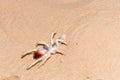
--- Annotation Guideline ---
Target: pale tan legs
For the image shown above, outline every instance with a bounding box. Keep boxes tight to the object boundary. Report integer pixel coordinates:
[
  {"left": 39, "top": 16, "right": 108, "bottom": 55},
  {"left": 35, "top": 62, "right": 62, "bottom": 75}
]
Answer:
[
  {"left": 26, "top": 57, "right": 44, "bottom": 70},
  {"left": 26, "top": 54, "right": 51, "bottom": 70},
  {"left": 39, "top": 55, "right": 50, "bottom": 66},
  {"left": 21, "top": 49, "right": 37, "bottom": 58},
  {"left": 51, "top": 32, "right": 56, "bottom": 44},
  {"left": 21, "top": 41, "right": 50, "bottom": 70},
  {"left": 56, "top": 50, "right": 64, "bottom": 55},
  {"left": 25, "top": 49, "right": 63, "bottom": 70},
  {"left": 36, "top": 41, "right": 49, "bottom": 48},
  {"left": 57, "top": 39, "right": 67, "bottom": 46},
  {"left": 22, "top": 42, "right": 49, "bottom": 59}
]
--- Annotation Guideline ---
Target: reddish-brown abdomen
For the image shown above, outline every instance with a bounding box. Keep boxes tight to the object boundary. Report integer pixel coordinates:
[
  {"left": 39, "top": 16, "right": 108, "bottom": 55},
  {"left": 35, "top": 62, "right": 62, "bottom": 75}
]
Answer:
[{"left": 34, "top": 51, "right": 44, "bottom": 59}]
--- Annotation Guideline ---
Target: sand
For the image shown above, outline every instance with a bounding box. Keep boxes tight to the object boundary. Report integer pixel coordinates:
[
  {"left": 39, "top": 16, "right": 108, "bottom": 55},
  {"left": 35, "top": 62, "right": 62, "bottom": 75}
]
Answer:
[
  {"left": 0, "top": 75, "right": 20, "bottom": 80},
  {"left": 0, "top": 0, "right": 120, "bottom": 80}
]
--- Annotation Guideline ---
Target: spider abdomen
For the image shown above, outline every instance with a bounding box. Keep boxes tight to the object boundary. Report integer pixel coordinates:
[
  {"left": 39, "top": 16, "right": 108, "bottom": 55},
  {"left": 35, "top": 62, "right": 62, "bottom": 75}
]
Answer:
[{"left": 34, "top": 51, "right": 44, "bottom": 59}]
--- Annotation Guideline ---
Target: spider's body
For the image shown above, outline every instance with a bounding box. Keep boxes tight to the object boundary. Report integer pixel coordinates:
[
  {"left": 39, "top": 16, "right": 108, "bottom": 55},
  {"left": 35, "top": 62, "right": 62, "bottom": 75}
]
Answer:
[
  {"left": 21, "top": 33, "right": 67, "bottom": 70},
  {"left": 34, "top": 51, "right": 44, "bottom": 59}
]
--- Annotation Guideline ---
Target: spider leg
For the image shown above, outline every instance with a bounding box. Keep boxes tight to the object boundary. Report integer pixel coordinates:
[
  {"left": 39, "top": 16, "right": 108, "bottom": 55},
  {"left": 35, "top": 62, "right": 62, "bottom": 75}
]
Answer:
[
  {"left": 26, "top": 56, "right": 45, "bottom": 70},
  {"left": 36, "top": 41, "right": 49, "bottom": 47},
  {"left": 27, "top": 55, "right": 48, "bottom": 70},
  {"left": 56, "top": 50, "right": 64, "bottom": 55},
  {"left": 40, "top": 55, "right": 51, "bottom": 66},
  {"left": 57, "top": 39, "right": 67, "bottom": 46},
  {"left": 51, "top": 32, "right": 56, "bottom": 44},
  {"left": 21, "top": 49, "right": 37, "bottom": 58}
]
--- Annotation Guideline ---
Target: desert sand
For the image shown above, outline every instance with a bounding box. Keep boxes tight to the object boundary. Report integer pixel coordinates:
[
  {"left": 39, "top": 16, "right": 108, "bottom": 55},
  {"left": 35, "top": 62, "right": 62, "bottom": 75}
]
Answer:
[{"left": 0, "top": 0, "right": 120, "bottom": 80}]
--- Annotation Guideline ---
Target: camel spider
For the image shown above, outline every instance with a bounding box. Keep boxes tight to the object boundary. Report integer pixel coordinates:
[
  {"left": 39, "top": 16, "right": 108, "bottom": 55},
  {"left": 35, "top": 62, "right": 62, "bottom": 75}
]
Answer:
[{"left": 21, "top": 32, "right": 67, "bottom": 70}]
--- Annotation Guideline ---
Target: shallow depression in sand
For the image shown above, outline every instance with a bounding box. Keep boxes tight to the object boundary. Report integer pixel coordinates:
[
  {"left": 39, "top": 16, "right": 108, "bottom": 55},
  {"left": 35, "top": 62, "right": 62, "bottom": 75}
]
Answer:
[{"left": 40, "top": 0, "right": 94, "bottom": 9}]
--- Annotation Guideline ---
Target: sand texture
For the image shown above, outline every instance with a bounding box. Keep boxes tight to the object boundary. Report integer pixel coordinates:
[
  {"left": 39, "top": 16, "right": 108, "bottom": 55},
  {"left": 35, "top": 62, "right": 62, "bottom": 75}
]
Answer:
[{"left": 0, "top": 0, "right": 120, "bottom": 80}]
